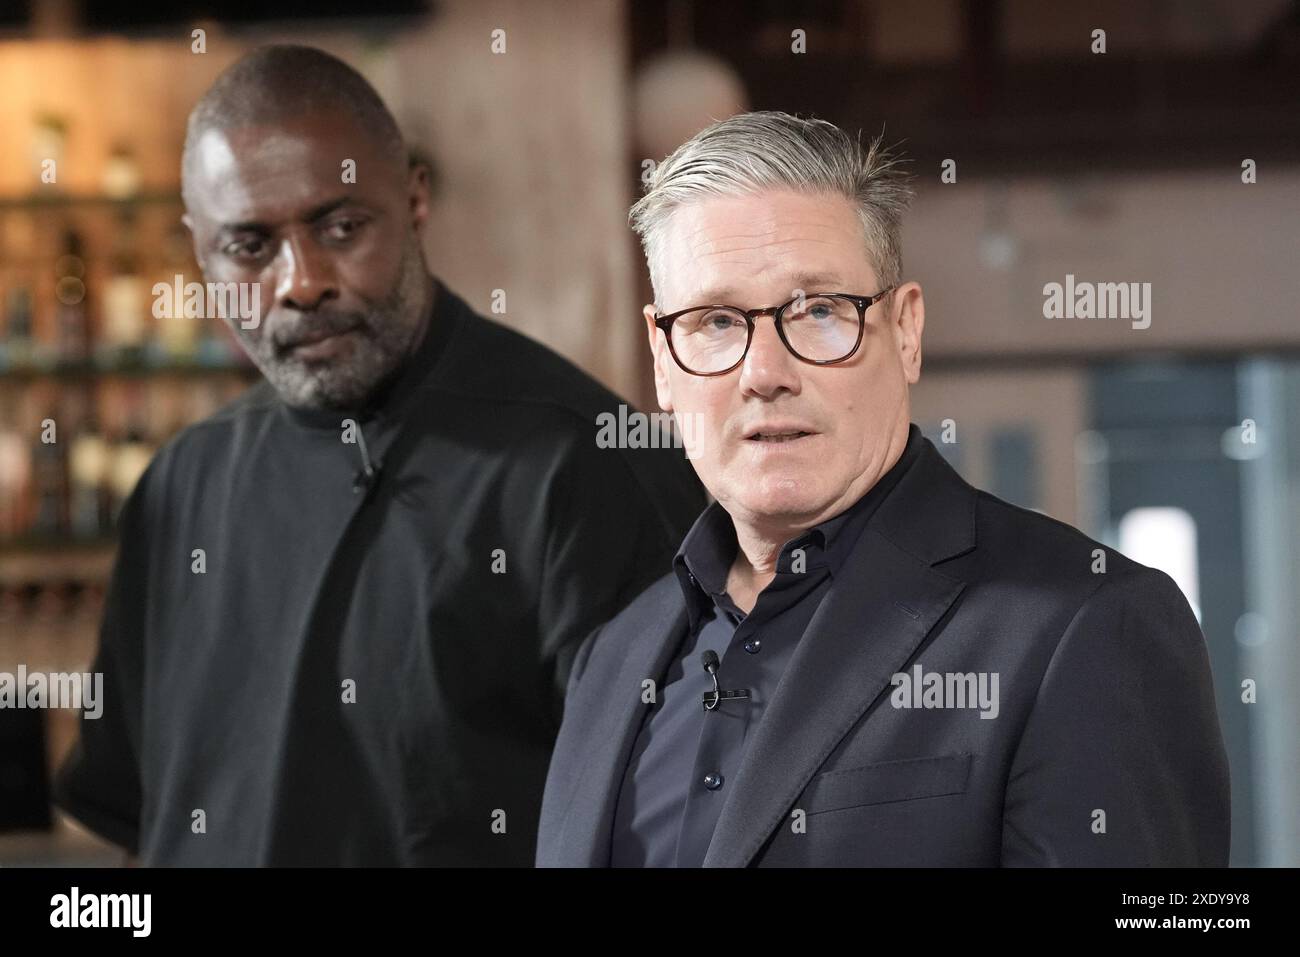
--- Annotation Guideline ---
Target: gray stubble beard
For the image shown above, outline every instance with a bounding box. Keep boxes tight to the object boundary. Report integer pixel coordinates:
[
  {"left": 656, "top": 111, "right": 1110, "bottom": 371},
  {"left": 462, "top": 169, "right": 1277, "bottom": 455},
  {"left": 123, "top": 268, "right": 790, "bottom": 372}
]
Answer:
[{"left": 228, "top": 237, "right": 431, "bottom": 410}]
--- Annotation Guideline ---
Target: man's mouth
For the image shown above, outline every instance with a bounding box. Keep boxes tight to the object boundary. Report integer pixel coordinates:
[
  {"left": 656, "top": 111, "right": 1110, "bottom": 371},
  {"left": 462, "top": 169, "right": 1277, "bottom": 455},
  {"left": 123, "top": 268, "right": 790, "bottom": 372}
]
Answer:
[
  {"left": 745, "top": 428, "right": 816, "bottom": 443},
  {"left": 278, "top": 325, "right": 362, "bottom": 359}
]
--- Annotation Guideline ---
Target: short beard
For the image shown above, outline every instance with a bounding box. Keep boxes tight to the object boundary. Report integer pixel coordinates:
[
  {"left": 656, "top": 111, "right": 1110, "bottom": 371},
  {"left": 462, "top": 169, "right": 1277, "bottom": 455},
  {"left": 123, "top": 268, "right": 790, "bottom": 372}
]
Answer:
[{"left": 231, "top": 239, "right": 430, "bottom": 411}]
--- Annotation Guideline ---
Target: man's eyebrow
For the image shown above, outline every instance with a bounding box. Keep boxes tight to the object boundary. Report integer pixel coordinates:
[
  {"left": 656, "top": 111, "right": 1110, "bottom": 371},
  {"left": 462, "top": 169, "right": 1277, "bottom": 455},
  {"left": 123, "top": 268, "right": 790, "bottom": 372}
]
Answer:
[
  {"left": 217, "top": 220, "right": 271, "bottom": 237},
  {"left": 786, "top": 272, "right": 847, "bottom": 292},
  {"left": 215, "top": 197, "right": 367, "bottom": 238},
  {"left": 300, "top": 196, "right": 362, "bottom": 223},
  {"left": 693, "top": 273, "right": 847, "bottom": 304}
]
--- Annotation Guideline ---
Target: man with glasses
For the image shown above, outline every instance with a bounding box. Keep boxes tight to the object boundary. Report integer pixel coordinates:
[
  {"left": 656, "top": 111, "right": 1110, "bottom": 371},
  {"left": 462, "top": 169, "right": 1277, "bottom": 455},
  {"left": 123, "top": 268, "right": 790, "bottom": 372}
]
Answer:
[{"left": 537, "top": 111, "right": 1230, "bottom": 867}]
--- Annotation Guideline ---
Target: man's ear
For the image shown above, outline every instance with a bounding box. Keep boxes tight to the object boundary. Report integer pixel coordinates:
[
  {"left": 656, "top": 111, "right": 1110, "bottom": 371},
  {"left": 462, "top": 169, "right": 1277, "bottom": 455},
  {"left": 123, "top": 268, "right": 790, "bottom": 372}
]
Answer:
[
  {"left": 407, "top": 161, "right": 432, "bottom": 232},
  {"left": 644, "top": 304, "right": 674, "bottom": 413},
  {"left": 892, "top": 281, "right": 925, "bottom": 385}
]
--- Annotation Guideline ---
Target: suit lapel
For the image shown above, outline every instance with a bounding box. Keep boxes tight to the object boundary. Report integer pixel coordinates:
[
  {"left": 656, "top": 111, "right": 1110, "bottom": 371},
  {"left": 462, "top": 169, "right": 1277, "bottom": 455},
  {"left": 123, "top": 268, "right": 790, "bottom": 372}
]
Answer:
[
  {"left": 556, "top": 598, "right": 689, "bottom": 865},
  {"left": 702, "top": 440, "right": 977, "bottom": 867}
]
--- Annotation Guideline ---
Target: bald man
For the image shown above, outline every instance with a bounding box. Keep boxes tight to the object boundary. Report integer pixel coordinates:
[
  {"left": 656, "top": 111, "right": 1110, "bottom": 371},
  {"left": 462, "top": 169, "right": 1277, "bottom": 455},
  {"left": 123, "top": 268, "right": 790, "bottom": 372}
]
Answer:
[{"left": 54, "top": 45, "right": 704, "bottom": 866}]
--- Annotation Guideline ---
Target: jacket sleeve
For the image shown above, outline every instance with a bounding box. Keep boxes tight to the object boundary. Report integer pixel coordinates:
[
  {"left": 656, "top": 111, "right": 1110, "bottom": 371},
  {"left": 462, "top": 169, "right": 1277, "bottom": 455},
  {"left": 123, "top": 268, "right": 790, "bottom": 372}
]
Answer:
[
  {"left": 51, "top": 471, "right": 155, "bottom": 855},
  {"left": 557, "top": 623, "right": 603, "bottom": 703},
  {"left": 537, "top": 430, "right": 701, "bottom": 728},
  {"left": 1001, "top": 567, "right": 1231, "bottom": 866}
]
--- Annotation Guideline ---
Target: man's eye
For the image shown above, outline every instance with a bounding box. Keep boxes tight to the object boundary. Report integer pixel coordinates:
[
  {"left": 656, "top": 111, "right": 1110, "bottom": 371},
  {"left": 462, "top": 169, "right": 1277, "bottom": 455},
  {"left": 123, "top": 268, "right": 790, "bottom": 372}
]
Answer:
[
  {"left": 223, "top": 238, "right": 268, "bottom": 261},
  {"left": 323, "top": 218, "right": 365, "bottom": 241}
]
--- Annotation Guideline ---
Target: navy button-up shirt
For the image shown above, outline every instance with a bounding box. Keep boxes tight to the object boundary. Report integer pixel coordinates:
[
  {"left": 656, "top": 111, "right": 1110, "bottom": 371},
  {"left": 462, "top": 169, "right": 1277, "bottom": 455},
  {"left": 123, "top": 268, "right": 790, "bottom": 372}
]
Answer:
[{"left": 609, "top": 425, "right": 923, "bottom": 866}]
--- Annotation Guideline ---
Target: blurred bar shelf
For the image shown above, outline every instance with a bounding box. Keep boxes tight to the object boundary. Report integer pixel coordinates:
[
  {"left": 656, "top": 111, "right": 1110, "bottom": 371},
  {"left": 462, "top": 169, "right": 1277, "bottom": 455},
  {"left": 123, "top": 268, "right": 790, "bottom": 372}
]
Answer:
[
  {"left": 0, "top": 191, "right": 181, "bottom": 210},
  {"left": 0, "top": 541, "right": 117, "bottom": 586},
  {"left": 0, "top": 360, "right": 254, "bottom": 381}
]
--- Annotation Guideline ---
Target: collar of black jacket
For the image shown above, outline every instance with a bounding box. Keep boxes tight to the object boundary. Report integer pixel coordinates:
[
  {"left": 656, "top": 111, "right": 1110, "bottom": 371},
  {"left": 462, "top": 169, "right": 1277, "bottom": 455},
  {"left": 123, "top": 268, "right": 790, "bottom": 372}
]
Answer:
[{"left": 870, "top": 430, "right": 978, "bottom": 568}]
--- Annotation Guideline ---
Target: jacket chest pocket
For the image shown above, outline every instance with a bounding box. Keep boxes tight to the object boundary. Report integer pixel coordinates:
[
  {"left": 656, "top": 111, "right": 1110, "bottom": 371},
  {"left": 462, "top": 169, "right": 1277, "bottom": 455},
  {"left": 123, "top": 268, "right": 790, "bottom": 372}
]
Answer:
[{"left": 796, "top": 753, "right": 972, "bottom": 815}]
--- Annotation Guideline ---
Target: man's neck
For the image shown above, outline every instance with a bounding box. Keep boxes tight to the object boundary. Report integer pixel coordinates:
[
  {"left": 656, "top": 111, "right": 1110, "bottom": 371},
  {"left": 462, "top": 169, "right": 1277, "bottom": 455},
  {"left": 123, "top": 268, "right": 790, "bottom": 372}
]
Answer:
[
  {"left": 722, "top": 422, "right": 911, "bottom": 613},
  {"left": 725, "top": 533, "right": 784, "bottom": 614},
  {"left": 349, "top": 276, "right": 438, "bottom": 416}
]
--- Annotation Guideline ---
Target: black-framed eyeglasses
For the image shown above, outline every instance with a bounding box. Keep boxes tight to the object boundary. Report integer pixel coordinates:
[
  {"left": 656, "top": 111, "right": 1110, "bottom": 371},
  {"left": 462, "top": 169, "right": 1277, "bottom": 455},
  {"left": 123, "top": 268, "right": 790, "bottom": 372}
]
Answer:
[{"left": 653, "top": 288, "right": 895, "bottom": 376}]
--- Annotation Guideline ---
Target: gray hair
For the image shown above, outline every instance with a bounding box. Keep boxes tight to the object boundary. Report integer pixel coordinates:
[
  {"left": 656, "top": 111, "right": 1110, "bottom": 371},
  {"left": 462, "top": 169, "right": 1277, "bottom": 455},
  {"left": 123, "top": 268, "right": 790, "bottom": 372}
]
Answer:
[{"left": 630, "top": 111, "right": 914, "bottom": 303}]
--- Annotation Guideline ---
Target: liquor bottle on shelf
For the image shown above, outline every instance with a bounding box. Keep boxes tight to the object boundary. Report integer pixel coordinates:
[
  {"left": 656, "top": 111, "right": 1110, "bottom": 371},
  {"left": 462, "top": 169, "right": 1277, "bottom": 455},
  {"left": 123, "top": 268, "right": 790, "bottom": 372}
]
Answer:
[
  {"left": 157, "top": 222, "right": 199, "bottom": 363},
  {"left": 3, "top": 284, "right": 35, "bottom": 371},
  {"left": 101, "top": 144, "right": 142, "bottom": 200},
  {"left": 0, "top": 210, "right": 38, "bottom": 370},
  {"left": 100, "top": 262, "right": 148, "bottom": 368},
  {"left": 99, "top": 211, "right": 149, "bottom": 368},
  {"left": 67, "top": 396, "right": 111, "bottom": 541},
  {"left": 30, "top": 114, "right": 68, "bottom": 193},
  {"left": 106, "top": 387, "right": 154, "bottom": 523},
  {"left": 54, "top": 226, "right": 90, "bottom": 366},
  {"left": 0, "top": 401, "right": 33, "bottom": 541},
  {"left": 30, "top": 404, "right": 69, "bottom": 541}
]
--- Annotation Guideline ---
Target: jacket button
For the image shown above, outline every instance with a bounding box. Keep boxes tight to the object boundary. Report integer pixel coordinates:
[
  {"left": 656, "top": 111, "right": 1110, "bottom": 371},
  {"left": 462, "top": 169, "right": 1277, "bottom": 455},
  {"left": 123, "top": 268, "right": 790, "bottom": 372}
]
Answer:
[
  {"left": 744, "top": 638, "right": 761, "bottom": 654},
  {"left": 703, "top": 772, "right": 724, "bottom": 790}
]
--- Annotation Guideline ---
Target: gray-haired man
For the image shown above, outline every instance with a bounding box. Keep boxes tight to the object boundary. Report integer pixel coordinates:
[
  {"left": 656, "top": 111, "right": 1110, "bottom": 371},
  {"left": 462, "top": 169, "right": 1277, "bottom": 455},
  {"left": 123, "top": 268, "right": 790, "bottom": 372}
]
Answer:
[{"left": 537, "top": 111, "right": 1230, "bottom": 867}]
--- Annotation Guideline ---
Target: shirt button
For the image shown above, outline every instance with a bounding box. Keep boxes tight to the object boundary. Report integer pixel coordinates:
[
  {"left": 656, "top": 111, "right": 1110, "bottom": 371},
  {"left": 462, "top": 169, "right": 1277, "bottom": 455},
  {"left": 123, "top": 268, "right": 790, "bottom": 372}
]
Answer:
[
  {"left": 744, "top": 638, "right": 761, "bottom": 654},
  {"left": 703, "top": 772, "right": 724, "bottom": 791},
  {"left": 687, "top": 573, "right": 698, "bottom": 587}
]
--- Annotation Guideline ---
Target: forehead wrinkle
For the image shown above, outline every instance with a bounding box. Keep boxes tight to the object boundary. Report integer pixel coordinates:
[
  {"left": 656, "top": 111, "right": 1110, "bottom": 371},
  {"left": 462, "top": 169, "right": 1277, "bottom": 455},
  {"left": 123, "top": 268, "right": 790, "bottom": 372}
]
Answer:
[
  {"left": 689, "top": 237, "right": 848, "bottom": 261},
  {"left": 685, "top": 236, "right": 848, "bottom": 288},
  {"left": 661, "top": 200, "right": 872, "bottom": 306},
  {"left": 681, "top": 213, "right": 851, "bottom": 246},
  {"left": 686, "top": 260, "right": 867, "bottom": 306},
  {"left": 691, "top": 267, "right": 837, "bottom": 301}
]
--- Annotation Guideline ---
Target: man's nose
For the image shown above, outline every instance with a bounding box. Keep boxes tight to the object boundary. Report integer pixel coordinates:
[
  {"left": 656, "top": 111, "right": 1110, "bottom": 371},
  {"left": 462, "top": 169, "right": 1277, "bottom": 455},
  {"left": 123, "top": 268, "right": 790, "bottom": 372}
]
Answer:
[
  {"left": 275, "top": 233, "right": 339, "bottom": 311},
  {"left": 738, "top": 315, "right": 801, "bottom": 398}
]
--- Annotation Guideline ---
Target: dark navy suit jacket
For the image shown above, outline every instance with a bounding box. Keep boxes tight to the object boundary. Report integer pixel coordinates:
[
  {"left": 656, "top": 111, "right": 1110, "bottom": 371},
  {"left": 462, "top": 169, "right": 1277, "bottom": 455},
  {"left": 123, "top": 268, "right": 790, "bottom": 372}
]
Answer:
[{"left": 537, "top": 436, "right": 1230, "bottom": 867}]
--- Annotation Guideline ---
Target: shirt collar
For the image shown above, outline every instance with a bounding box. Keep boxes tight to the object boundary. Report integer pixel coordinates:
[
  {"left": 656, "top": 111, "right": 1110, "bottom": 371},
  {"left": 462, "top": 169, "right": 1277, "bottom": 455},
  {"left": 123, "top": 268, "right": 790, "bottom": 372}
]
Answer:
[{"left": 673, "top": 423, "right": 924, "bottom": 627}]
